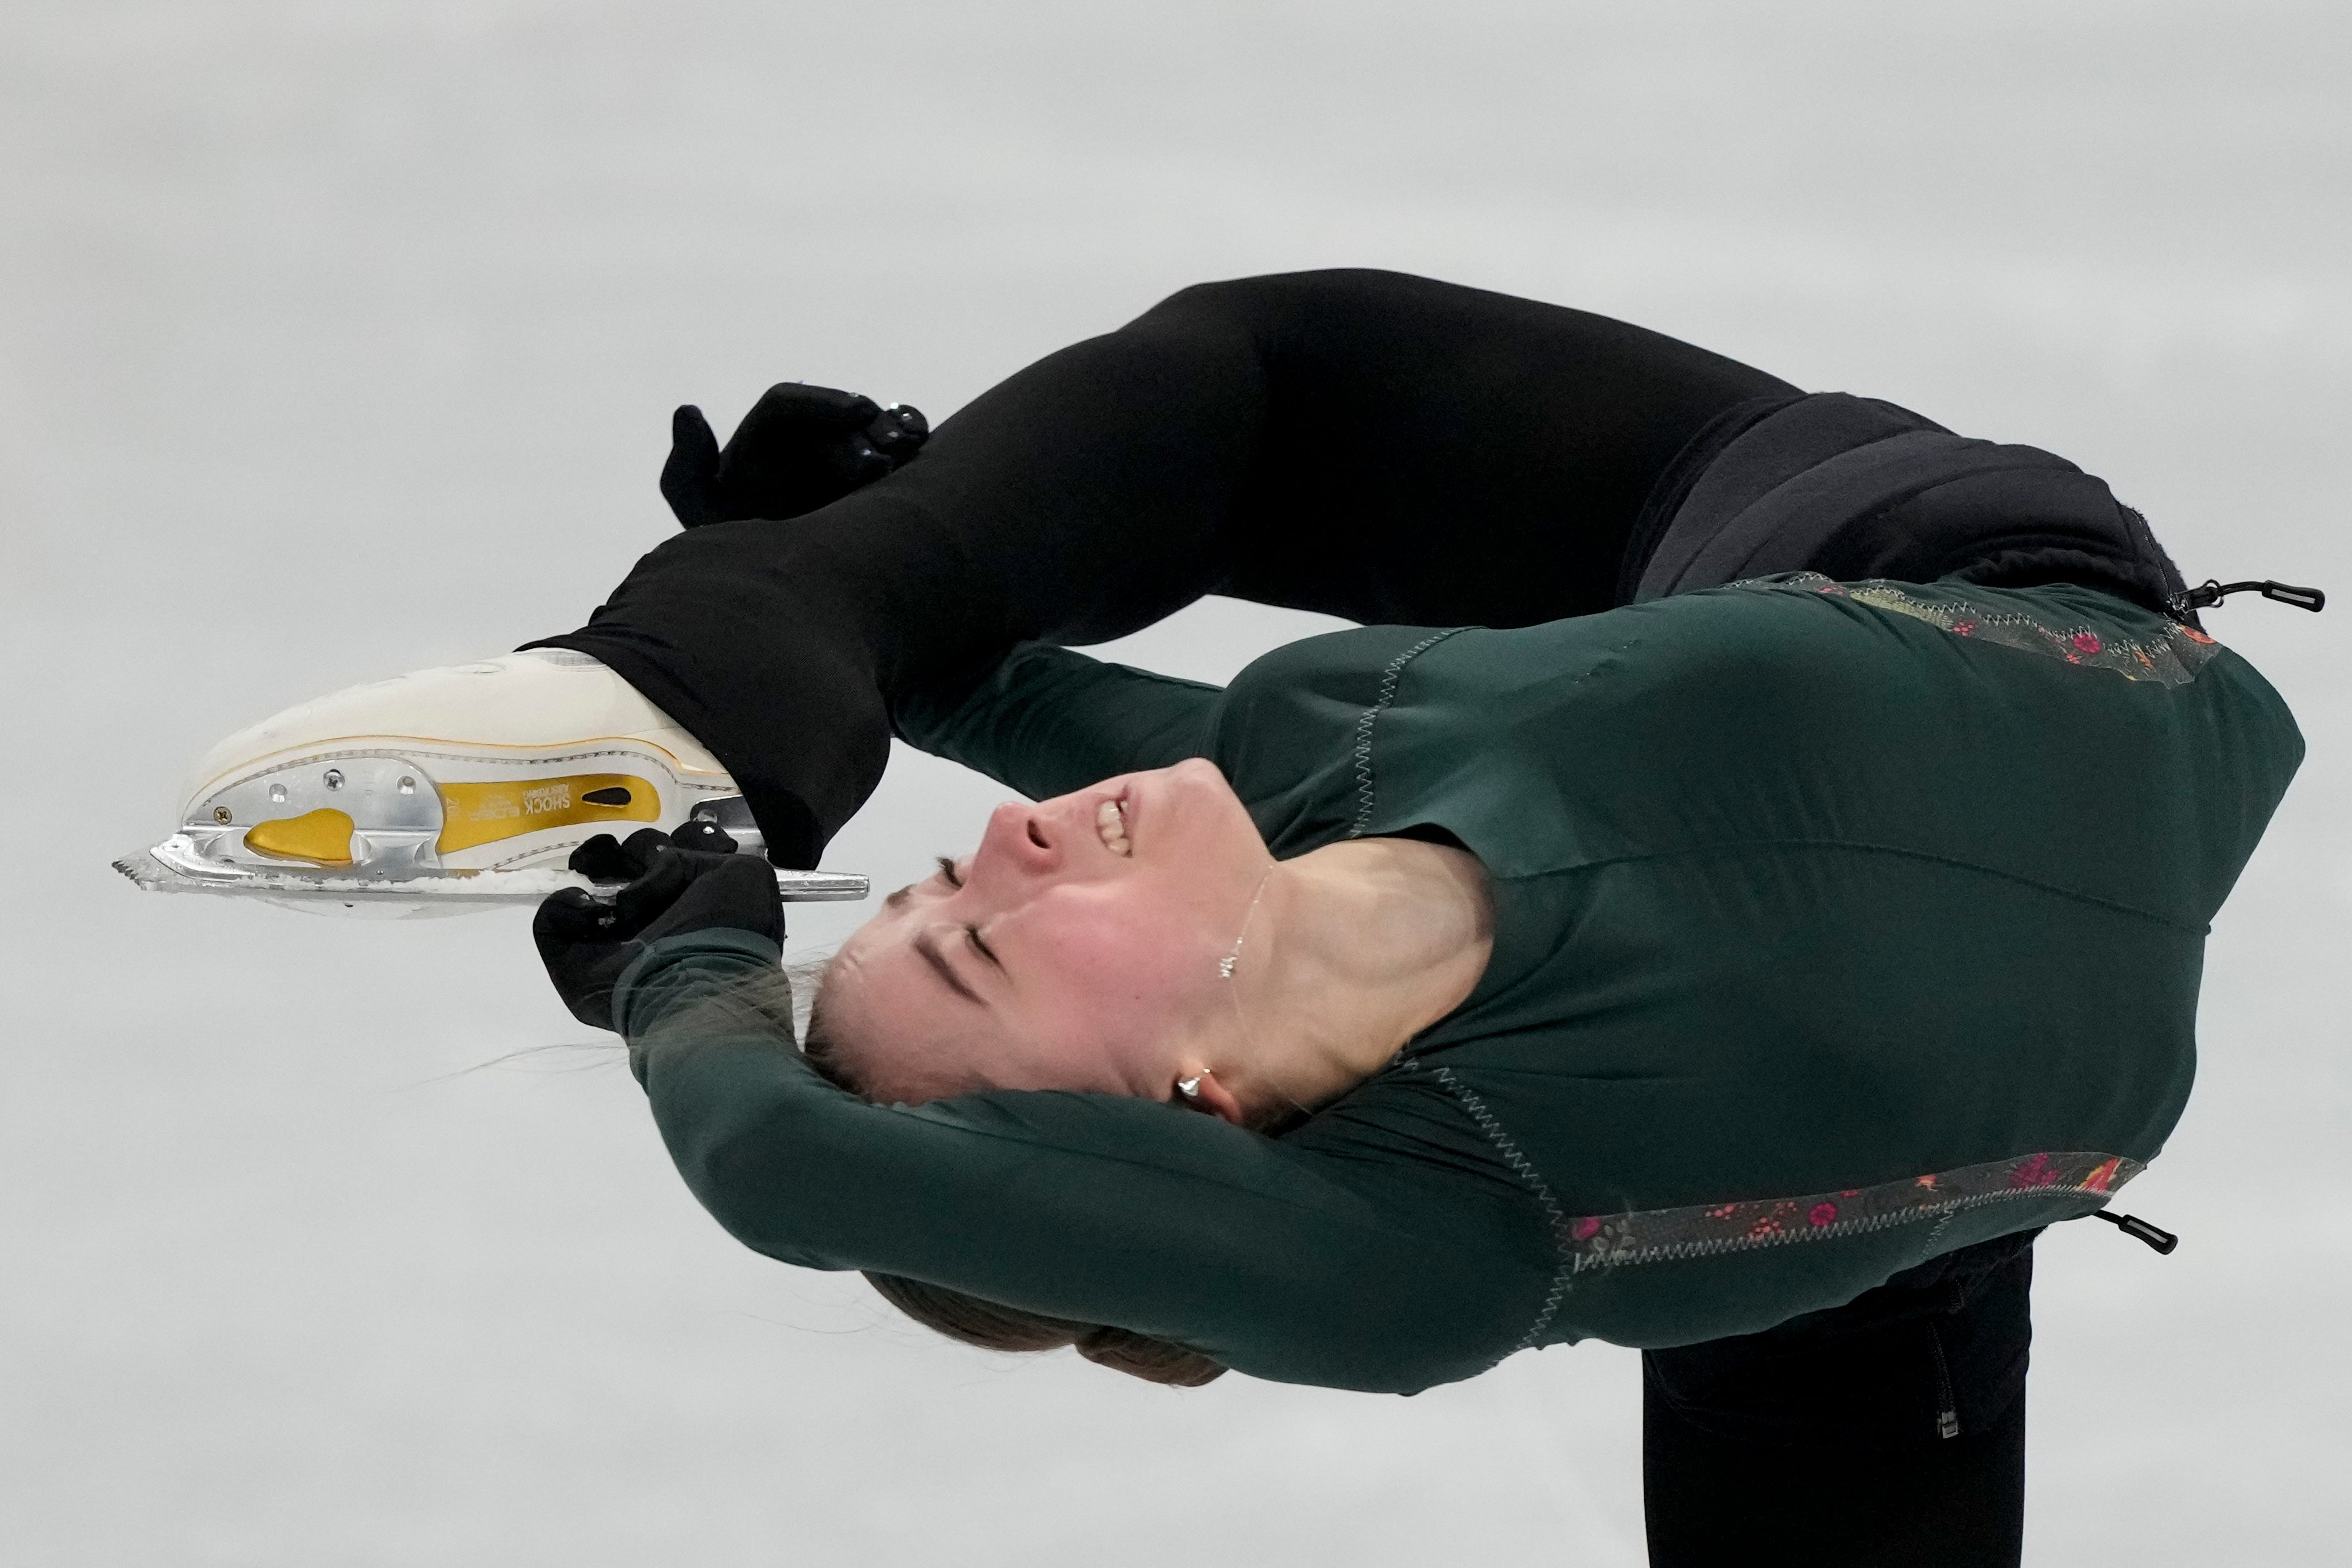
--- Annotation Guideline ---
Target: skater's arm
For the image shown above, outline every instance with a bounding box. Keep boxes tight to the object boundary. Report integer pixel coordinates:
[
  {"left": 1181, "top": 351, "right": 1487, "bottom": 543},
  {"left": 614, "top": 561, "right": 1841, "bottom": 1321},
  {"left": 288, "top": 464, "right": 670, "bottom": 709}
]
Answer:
[
  {"left": 612, "top": 932, "right": 1541, "bottom": 1394},
  {"left": 891, "top": 644, "right": 1221, "bottom": 803}
]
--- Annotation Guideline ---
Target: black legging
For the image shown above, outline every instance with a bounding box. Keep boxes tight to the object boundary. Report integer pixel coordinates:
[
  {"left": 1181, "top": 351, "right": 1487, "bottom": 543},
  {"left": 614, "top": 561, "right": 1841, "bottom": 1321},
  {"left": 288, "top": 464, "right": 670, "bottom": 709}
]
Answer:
[
  {"left": 539, "top": 269, "right": 1800, "bottom": 865},
  {"left": 539, "top": 268, "right": 2169, "bottom": 1566},
  {"left": 1643, "top": 1231, "right": 2038, "bottom": 1566}
]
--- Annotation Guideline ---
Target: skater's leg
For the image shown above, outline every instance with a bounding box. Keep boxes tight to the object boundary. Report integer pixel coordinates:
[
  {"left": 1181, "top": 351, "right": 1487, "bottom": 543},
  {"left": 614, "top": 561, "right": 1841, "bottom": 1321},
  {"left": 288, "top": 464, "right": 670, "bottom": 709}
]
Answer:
[
  {"left": 1643, "top": 1377, "right": 2028, "bottom": 1566},
  {"left": 1641, "top": 1236, "right": 2036, "bottom": 1567},
  {"left": 886, "top": 267, "right": 1798, "bottom": 638},
  {"left": 539, "top": 270, "right": 1795, "bottom": 860}
]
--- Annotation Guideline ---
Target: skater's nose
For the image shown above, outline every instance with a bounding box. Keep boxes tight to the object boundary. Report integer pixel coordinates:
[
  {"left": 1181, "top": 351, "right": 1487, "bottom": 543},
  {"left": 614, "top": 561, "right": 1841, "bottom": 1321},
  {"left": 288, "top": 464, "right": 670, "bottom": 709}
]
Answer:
[{"left": 972, "top": 801, "right": 1061, "bottom": 881}]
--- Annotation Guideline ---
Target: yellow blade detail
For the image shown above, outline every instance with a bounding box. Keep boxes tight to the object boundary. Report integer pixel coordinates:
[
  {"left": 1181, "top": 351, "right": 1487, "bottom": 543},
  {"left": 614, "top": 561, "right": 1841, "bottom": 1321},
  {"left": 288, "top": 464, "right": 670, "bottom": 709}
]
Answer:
[
  {"left": 434, "top": 773, "right": 660, "bottom": 854},
  {"left": 243, "top": 808, "right": 356, "bottom": 864}
]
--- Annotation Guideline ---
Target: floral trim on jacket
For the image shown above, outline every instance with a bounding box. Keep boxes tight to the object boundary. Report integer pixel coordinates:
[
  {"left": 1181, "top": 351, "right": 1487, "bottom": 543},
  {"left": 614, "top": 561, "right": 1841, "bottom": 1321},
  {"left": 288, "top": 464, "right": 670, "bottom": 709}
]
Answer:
[
  {"left": 1564, "top": 1150, "right": 2141, "bottom": 1275},
  {"left": 1741, "top": 572, "right": 2219, "bottom": 687}
]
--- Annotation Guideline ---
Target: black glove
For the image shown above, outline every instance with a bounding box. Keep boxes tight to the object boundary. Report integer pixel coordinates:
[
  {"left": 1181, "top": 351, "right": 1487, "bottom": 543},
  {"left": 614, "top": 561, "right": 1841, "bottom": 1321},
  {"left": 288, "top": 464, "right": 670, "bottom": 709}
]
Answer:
[
  {"left": 533, "top": 827, "right": 785, "bottom": 1031},
  {"left": 660, "top": 383, "right": 930, "bottom": 528}
]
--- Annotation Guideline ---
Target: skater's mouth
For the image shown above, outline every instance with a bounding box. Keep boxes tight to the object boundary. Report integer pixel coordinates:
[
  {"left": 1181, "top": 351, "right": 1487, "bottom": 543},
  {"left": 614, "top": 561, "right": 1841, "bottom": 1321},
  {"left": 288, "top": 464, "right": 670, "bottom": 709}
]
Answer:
[{"left": 1095, "top": 795, "right": 1131, "bottom": 857}]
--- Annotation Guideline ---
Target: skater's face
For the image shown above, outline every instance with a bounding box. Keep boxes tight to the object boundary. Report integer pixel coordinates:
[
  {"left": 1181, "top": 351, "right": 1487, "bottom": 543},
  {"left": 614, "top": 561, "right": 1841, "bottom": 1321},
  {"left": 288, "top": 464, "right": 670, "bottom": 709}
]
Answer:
[{"left": 821, "top": 758, "right": 1274, "bottom": 1110}]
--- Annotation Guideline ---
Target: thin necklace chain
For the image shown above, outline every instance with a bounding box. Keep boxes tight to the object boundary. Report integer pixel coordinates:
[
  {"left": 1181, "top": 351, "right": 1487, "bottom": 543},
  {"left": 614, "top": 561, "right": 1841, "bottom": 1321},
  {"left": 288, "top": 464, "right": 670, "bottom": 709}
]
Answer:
[
  {"left": 1217, "top": 863, "right": 1278, "bottom": 1053},
  {"left": 1220, "top": 864, "right": 1276, "bottom": 981}
]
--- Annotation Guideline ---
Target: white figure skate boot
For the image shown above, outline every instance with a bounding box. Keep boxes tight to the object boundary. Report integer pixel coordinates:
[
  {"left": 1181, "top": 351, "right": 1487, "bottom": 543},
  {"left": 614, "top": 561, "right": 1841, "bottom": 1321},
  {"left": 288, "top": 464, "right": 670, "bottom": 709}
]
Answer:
[{"left": 115, "top": 648, "right": 866, "bottom": 914}]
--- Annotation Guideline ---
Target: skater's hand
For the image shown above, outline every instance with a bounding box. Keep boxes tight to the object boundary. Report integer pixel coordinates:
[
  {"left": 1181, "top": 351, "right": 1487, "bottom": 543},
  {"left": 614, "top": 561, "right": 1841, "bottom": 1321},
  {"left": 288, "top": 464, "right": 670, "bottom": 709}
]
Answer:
[
  {"left": 533, "top": 828, "right": 785, "bottom": 1031},
  {"left": 661, "top": 383, "right": 929, "bottom": 528}
]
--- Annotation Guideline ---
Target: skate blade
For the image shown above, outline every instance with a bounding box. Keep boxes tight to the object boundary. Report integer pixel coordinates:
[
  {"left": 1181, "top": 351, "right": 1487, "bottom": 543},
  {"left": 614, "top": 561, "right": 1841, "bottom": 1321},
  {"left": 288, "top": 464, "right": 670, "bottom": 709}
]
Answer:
[{"left": 115, "top": 833, "right": 868, "bottom": 916}]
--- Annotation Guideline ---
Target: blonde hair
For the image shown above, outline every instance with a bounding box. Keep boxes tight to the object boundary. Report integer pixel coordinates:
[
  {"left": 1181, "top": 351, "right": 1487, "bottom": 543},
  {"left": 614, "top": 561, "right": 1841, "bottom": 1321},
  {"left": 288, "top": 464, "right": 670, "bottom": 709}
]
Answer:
[{"left": 732, "top": 963, "right": 1228, "bottom": 1388}]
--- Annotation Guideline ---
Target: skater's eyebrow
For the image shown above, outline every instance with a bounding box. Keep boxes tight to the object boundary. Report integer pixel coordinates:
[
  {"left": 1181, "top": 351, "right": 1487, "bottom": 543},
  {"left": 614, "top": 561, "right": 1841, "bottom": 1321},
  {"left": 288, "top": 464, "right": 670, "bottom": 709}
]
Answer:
[
  {"left": 912, "top": 929, "right": 984, "bottom": 1005},
  {"left": 884, "top": 861, "right": 957, "bottom": 911}
]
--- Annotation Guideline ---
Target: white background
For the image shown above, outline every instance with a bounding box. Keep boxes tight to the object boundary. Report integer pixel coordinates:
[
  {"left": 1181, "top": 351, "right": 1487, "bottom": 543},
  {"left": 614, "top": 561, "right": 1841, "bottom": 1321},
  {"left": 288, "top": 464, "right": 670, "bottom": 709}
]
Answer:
[{"left": 4, "top": 2, "right": 2348, "bottom": 1562}]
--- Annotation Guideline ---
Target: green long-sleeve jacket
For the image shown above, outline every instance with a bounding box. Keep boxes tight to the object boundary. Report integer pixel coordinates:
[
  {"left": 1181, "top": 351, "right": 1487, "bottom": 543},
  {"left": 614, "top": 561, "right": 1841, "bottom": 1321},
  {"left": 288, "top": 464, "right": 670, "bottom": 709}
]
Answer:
[{"left": 617, "top": 576, "right": 2300, "bottom": 1394}]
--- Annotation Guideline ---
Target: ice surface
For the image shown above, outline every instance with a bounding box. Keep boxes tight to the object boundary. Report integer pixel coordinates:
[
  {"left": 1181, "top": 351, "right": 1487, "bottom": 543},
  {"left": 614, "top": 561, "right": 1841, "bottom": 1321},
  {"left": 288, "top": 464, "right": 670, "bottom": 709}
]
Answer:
[{"left": 6, "top": 3, "right": 2349, "bottom": 1564}]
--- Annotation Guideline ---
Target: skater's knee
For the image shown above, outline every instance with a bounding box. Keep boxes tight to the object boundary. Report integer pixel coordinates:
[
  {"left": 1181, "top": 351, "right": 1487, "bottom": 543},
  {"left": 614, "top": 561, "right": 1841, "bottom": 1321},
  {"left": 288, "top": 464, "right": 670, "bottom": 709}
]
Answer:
[{"left": 1137, "top": 269, "right": 1438, "bottom": 334}]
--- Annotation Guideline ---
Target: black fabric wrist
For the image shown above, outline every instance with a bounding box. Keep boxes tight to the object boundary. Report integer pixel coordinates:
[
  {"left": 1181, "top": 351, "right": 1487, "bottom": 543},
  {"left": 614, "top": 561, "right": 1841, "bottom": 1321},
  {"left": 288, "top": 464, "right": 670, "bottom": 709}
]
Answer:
[{"left": 533, "top": 829, "right": 784, "bottom": 1030}]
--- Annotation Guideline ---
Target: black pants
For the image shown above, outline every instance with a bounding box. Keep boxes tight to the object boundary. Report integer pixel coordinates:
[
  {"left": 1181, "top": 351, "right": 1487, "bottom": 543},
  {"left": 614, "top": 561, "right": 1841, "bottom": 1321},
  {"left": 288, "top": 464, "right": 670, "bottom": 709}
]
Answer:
[
  {"left": 543, "top": 270, "right": 2156, "bottom": 1563},
  {"left": 1644, "top": 1231, "right": 2039, "bottom": 1567}
]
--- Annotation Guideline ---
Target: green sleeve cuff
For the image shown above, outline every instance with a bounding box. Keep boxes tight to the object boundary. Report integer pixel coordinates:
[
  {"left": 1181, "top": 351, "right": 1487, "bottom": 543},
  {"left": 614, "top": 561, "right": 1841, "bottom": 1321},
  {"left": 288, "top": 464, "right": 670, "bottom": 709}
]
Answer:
[
  {"left": 893, "top": 643, "right": 1222, "bottom": 803},
  {"left": 611, "top": 927, "right": 785, "bottom": 1053}
]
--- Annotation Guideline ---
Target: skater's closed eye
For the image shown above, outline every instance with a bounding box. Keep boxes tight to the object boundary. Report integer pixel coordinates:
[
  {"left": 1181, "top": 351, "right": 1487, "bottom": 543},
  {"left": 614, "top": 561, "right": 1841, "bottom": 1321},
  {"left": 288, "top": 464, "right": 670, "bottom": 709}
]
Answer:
[{"left": 911, "top": 928, "right": 986, "bottom": 1005}]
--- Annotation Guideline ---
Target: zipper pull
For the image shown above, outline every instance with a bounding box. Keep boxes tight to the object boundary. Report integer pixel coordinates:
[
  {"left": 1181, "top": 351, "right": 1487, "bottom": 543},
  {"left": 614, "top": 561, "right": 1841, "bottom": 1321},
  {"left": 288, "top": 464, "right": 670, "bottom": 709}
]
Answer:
[
  {"left": 2093, "top": 1210, "right": 2179, "bottom": 1254},
  {"left": 2171, "top": 578, "right": 2327, "bottom": 616}
]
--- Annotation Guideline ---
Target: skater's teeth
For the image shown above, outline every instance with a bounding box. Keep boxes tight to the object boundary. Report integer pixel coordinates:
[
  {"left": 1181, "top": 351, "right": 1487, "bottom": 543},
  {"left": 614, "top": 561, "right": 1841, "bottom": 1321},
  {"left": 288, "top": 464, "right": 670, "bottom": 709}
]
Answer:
[{"left": 1096, "top": 798, "right": 1131, "bottom": 857}]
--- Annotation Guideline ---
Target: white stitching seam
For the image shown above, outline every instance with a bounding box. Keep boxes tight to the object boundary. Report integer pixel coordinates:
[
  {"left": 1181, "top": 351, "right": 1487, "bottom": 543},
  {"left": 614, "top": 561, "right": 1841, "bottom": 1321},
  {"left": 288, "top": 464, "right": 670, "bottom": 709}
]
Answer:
[
  {"left": 1349, "top": 631, "right": 1465, "bottom": 838},
  {"left": 1420, "top": 1062, "right": 1577, "bottom": 1355},
  {"left": 1355, "top": 629, "right": 1562, "bottom": 1355},
  {"left": 1915, "top": 1208, "right": 1958, "bottom": 1266},
  {"left": 1415, "top": 1059, "right": 2115, "bottom": 1357},
  {"left": 237, "top": 745, "right": 732, "bottom": 778}
]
